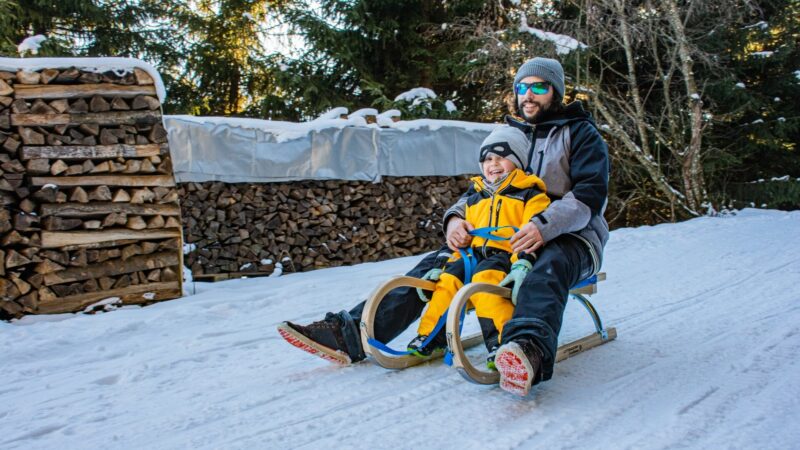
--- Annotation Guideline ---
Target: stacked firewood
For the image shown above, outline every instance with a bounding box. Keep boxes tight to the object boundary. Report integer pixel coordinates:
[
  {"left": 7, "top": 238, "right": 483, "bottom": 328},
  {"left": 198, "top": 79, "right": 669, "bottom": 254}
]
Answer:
[
  {"left": 180, "top": 176, "right": 470, "bottom": 275},
  {"left": 0, "top": 67, "right": 183, "bottom": 319}
]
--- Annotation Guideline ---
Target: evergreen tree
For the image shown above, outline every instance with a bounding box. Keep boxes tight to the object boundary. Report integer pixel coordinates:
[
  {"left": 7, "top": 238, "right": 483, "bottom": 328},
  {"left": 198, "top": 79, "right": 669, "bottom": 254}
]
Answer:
[{"left": 279, "top": 0, "right": 491, "bottom": 120}]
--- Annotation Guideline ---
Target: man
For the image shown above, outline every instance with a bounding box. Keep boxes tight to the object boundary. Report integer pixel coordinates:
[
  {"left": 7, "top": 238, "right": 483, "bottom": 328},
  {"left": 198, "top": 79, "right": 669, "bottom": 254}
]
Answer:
[{"left": 278, "top": 57, "right": 610, "bottom": 397}]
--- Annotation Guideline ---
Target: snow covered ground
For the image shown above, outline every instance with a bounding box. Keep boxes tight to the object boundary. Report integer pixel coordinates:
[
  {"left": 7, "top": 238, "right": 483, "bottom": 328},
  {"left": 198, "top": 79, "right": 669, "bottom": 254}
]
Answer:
[{"left": 2, "top": 209, "right": 799, "bottom": 449}]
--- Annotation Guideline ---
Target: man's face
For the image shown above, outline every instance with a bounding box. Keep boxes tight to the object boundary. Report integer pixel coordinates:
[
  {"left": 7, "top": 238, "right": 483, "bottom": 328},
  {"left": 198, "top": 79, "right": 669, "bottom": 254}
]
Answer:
[{"left": 516, "top": 75, "right": 554, "bottom": 123}]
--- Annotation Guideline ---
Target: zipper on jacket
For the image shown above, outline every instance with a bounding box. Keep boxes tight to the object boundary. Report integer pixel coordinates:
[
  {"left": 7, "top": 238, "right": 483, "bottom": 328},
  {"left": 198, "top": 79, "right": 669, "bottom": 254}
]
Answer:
[
  {"left": 494, "top": 199, "right": 503, "bottom": 229},
  {"left": 535, "top": 150, "right": 544, "bottom": 176},
  {"left": 481, "top": 193, "right": 496, "bottom": 257}
]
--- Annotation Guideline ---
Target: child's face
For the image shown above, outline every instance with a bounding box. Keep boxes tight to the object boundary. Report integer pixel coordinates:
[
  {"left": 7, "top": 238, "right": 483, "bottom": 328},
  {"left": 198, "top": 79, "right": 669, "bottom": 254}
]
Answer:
[{"left": 482, "top": 153, "right": 517, "bottom": 183}]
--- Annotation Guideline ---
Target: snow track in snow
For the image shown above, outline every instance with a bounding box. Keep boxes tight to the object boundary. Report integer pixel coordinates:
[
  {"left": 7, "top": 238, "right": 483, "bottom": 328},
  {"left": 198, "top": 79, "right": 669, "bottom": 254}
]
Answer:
[{"left": 1, "top": 209, "right": 799, "bottom": 449}]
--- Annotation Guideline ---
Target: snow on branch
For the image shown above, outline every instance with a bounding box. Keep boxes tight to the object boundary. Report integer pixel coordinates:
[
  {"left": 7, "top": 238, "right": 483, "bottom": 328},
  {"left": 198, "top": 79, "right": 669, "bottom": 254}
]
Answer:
[
  {"left": 17, "top": 35, "right": 47, "bottom": 56},
  {"left": 314, "top": 107, "right": 348, "bottom": 121},
  {"left": 394, "top": 88, "right": 437, "bottom": 103},
  {"left": 519, "top": 16, "right": 587, "bottom": 55}
]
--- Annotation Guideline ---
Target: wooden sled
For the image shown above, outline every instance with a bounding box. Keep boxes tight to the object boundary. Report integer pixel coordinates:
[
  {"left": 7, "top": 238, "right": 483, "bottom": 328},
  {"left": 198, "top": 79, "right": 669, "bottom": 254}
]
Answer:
[
  {"left": 446, "top": 274, "right": 617, "bottom": 384},
  {"left": 359, "top": 276, "right": 485, "bottom": 369}
]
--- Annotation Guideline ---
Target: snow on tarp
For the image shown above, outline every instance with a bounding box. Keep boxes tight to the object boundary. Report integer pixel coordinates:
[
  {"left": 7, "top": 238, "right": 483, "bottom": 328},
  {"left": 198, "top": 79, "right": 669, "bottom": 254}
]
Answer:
[
  {"left": 1, "top": 209, "right": 798, "bottom": 449},
  {"left": 164, "top": 114, "right": 498, "bottom": 183},
  {"left": 0, "top": 57, "right": 167, "bottom": 103}
]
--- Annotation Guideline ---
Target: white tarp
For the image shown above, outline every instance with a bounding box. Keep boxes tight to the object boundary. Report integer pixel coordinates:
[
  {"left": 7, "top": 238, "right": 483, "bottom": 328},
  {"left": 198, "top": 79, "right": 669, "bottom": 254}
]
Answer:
[{"left": 164, "top": 115, "right": 498, "bottom": 183}]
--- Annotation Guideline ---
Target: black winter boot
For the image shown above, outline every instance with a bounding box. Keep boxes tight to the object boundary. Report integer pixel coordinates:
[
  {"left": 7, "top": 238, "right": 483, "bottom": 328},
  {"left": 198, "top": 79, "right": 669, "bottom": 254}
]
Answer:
[
  {"left": 407, "top": 332, "right": 447, "bottom": 357},
  {"left": 278, "top": 310, "right": 366, "bottom": 365}
]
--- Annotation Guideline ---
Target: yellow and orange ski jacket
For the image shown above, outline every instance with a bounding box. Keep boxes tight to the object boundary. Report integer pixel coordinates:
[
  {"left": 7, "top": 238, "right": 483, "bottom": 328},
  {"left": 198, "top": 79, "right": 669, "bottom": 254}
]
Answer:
[{"left": 461, "top": 168, "right": 550, "bottom": 260}]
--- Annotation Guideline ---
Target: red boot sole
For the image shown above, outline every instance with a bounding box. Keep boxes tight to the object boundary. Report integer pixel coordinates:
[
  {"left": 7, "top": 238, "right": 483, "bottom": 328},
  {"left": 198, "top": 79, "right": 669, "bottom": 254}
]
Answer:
[
  {"left": 277, "top": 323, "right": 352, "bottom": 365},
  {"left": 494, "top": 343, "right": 533, "bottom": 396}
]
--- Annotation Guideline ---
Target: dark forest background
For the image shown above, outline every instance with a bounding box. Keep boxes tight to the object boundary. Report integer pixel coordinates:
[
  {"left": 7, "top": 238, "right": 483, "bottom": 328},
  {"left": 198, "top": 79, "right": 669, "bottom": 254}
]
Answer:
[{"left": 2, "top": 0, "right": 798, "bottom": 227}]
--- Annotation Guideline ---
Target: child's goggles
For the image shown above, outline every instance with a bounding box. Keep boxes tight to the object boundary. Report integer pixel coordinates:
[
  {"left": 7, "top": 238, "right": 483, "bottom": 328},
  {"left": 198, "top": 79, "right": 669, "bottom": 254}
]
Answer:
[
  {"left": 479, "top": 142, "right": 516, "bottom": 162},
  {"left": 515, "top": 81, "right": 550, "bottom": 95}
]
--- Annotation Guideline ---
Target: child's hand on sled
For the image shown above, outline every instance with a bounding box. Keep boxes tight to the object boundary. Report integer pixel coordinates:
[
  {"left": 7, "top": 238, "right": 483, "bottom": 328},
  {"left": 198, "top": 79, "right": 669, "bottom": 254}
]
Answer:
[
  {"left": 416, "top": 268, "right": 443, "bottom": 302},
  {"left": 499, "top": 259, "right": 533, "bottom": 305}
]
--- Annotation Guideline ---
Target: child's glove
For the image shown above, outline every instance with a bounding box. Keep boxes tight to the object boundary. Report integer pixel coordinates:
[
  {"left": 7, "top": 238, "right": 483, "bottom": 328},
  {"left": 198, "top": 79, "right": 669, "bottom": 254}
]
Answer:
[
  {"left": 498, "top": 259, "right": 533, "bottom": 305},
  {"left": 416, "top": 268, "right": 443, "bottom": 302}
]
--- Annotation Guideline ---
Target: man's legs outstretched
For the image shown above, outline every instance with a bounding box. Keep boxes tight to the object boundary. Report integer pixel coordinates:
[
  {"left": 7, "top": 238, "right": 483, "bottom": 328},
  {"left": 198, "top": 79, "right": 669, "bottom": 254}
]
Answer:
[
  {"left": 279, "top": 247, "right": 449, "bottom": 363},
  {"left": 494, "top": 235, "right": 594, "bottom": 395}
]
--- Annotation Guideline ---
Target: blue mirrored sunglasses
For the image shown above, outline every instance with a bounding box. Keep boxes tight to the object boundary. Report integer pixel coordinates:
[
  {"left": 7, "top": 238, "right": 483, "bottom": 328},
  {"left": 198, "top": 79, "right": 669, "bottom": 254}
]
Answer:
[{"left": 515, "top": 81, "right": 550, "bottom": 95}]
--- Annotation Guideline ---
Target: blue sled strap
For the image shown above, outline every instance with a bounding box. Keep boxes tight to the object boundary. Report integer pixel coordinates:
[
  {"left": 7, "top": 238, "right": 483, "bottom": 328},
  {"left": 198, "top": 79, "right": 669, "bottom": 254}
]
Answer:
[{"left": 368, "top": 225, "right": 519, "bottom": 357}]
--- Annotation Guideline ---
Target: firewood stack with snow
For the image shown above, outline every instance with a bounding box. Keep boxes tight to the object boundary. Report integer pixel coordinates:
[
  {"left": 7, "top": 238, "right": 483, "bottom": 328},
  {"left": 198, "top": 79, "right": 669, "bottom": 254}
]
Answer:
[
  {"left": 0, "top": 66, "right": 183, "bottom": 319},
  {"left": 179, "top": 176, "right": 469, "bottom": 276}
]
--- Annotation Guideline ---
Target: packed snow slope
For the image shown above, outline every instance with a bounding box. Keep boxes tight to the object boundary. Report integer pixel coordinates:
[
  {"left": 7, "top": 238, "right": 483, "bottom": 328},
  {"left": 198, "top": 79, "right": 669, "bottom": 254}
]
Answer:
[{"left": 2, "top": 209, "right": 799, "bottom": 450}]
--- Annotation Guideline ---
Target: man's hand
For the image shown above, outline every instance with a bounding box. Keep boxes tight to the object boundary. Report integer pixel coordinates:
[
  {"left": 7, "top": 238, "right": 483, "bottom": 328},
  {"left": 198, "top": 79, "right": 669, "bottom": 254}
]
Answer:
[
  {"left": 510, "top": 222, "right": 544, "bottom": 254},
  {"left": 446, "top": 217, "right": 474, "bottom": 251}
]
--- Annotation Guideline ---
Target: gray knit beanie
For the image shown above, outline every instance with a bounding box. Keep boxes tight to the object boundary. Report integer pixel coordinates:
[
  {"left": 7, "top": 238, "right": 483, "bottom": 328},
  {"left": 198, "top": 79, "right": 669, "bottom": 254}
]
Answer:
[
  {"left": 513, "top": 57, "right": 565, "bottom": 99},
  {"left": 479, "top": 126, "right": 531, "bottom": 171}
]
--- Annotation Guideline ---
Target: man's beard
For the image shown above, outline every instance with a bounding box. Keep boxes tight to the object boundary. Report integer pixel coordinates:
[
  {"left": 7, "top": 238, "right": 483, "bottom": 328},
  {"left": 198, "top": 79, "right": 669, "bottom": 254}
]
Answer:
[{"left": 519, "top": 99, "right": 552, "bottom": 124}]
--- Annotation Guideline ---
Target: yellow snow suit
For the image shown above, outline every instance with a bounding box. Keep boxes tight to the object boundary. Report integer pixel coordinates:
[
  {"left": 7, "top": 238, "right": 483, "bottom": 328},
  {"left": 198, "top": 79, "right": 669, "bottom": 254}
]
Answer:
[{"left": 417, "top": 168, "right": 550, "bottom": 348}]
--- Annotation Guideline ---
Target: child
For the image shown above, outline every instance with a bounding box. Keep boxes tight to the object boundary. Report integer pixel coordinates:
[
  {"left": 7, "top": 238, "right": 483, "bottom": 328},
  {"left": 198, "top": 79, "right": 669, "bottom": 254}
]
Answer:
[{"left": 408, "top": 126, "right": 550, "bottom": 368}]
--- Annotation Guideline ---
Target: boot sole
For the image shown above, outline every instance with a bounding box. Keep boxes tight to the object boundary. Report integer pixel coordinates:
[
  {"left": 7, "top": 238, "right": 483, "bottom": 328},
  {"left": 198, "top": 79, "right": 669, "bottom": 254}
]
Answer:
[
  {"left": 277, "top": 322, "right": 352, "bottom": 365},
  {"left": 494, "top": 342, "right": 534, "bottom": 396}
]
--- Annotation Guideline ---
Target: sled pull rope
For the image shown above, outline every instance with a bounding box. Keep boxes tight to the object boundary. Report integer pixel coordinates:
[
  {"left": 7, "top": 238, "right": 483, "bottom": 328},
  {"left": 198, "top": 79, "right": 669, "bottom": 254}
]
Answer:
[
  {"left": 367, "top": 311, "right": 449, "bottom": 356},
  {"left": 457, "top": 225, "right": 519, "bottom": 284}
]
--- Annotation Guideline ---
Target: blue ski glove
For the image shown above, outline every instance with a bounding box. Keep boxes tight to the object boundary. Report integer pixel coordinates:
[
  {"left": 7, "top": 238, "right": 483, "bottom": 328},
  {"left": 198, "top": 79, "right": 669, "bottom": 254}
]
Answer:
[
  {"left": 498, "top": 259, "right": 533, "bottom": 305},
  {"left": 416, "top": 268, "right": 443, "bottom": 302}
]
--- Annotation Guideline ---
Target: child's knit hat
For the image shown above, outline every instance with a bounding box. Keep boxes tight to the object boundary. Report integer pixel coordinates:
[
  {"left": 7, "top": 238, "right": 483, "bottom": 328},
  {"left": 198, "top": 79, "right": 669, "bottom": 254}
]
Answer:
[{"left": 479, "top": 126, "right": 531, "bottom": 171}]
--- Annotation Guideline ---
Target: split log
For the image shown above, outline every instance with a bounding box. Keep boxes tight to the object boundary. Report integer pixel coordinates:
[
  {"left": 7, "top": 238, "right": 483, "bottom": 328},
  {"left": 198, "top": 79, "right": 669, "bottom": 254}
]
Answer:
[
  {"left": 126, "top": 216, "right": 147, "bottom": 230},
  {"left": 41, "top": 228, "right": 180, "bottom": 248},
  {"left": 36, "top": 281, "right": 181, "bottom": 314},
  {"left": 40, "top": 69, "right": 60, "bottom": 84},
  {"left": 90, "top": 95, "right": 110, "bottom": 112},
  {"left": 88, "top": 185, "right": 112, "bottom": 201},
  {"left": 13, "top": 83, "right": 157, "bottom": 100},
  {"left": 21, "top": 143, "right": 167, "bottom": 160},
  {"left": 0, "top": 79, "right": 13, "bottom": 96},
  {"left": 69, "top": 186, "right": 89, "bottom": 203},
  {"left": 50, "top": 159, "right": 68, "bottom": 175},
  {"left": 31, "top": 174, "right": 176, "bottom": 188},
  {"left": 43, "top": 251, "right": 179, "bottom": 286},
  {"left": 132, "top": 95, "right": 161, "bottom": 110},
  {"left": 11, "top": 110, "right": 162, "bottom": 127},
  {"left": 16, "top": 70, "right": 41, "bottom": 85}
]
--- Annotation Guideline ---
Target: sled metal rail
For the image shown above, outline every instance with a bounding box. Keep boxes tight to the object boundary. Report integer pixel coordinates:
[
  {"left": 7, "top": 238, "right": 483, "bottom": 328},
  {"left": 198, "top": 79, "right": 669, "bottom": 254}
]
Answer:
[{"left": 447, "top": 274, "right": 616, "bottom": 384}]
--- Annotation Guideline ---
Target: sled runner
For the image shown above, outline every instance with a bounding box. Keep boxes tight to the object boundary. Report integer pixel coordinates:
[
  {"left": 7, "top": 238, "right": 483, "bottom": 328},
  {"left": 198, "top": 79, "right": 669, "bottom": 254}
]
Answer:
[
  {"left": 446, "top": 273, "right": 616, "bottom": 384},
  {"left": 359, "top": 276, "right": 486, "bottom": 369}
]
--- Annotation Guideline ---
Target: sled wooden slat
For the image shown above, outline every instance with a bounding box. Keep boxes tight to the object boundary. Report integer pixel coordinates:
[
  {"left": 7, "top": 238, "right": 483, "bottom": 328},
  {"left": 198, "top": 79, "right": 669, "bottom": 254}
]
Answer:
[{"left": 360, "top": 275, "right": 483, "bottom": 370}]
